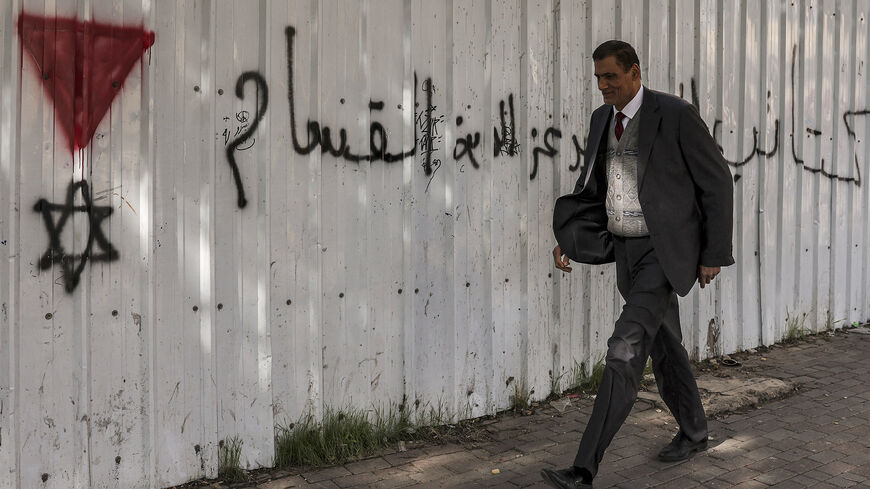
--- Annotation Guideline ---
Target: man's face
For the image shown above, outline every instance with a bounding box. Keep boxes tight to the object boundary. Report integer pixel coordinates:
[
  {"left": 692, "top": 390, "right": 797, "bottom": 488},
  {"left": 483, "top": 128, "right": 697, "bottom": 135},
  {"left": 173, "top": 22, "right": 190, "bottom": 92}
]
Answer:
[{"left": 593, "top": 56, "right": 641, "bottom": 110}]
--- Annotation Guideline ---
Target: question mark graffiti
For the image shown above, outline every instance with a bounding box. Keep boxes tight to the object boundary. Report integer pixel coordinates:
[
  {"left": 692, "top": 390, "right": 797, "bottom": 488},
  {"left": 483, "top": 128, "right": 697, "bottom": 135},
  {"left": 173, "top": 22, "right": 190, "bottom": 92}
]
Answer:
[{"left": 226, "top": 71, "right": 269, "bottom": 208}]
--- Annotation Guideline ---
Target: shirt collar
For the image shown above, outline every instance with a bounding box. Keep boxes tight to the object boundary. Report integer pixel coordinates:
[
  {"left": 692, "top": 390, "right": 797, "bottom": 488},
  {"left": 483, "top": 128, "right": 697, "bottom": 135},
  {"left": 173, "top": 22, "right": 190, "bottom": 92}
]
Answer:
[{"left": 612, "top": 85, "right": 644, "bottom": 120}]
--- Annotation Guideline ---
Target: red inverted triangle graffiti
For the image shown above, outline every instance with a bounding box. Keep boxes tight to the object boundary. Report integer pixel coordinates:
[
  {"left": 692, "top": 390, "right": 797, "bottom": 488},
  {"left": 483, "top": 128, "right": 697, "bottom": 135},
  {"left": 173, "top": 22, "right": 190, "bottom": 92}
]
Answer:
[{"left": 18, "top": 13, "right": 155, "bottom": 152}]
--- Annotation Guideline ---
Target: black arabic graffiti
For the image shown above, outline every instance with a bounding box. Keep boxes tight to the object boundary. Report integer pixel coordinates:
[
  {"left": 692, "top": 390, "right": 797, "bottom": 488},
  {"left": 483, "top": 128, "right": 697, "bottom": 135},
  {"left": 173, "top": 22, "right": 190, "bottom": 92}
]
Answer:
[
  {"left": 226, "top": 72, "right": 268, "bottom": 209},
  {"left": 225, "top": 26, "right": 868, "bottom": 206},
  {"left": 494, "top": 94, "right": 520, "bottom": 157},
  {"left": 529, "top": 127, "right": 562, "bottom": 180},
  {"left": 221, "top": 24, "right": 586, "bottom": 199},
  {"left": 221, "top": 111, "right": 257, "bottom": 149},
  {"left": 453, "top": 115, "right": 481, "bottom": 169},
  {"left": 418, "top": 78, "right": 442, "bottom": 177},
  {"left": 286, "top": 26, "right": 419, "bottom": 166},
  {"left": 789, "top": 44, "right": 862, "bottom": 186},
  {"left": 570, "top": 135, "right": 586, "bottom": 172},
  {"left": 34, "top": 180, "right": 119, "bottom": 293},
  {"left": 703, "top": 43, "right": 864, "bottom": 186},
  {"left": 711, "top": 118, "right": 779, "bottom": 167}
]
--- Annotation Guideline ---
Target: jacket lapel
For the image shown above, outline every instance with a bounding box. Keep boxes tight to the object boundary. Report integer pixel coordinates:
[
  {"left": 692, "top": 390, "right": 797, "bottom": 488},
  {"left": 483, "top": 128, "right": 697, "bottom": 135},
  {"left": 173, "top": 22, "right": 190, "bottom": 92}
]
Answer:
[
  {"left": 581, "top": 108, "right": 612, "bottom": 191},
  {"left": 637, "top": 87, "right": 660, "bottom": 190}
]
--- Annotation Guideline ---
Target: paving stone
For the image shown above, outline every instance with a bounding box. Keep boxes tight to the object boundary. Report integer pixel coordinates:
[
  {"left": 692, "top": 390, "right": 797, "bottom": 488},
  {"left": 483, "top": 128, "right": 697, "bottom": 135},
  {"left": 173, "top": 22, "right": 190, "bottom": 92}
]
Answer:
[
  {"left": 343, "top": 457, "right": 392, "bottom": 475},
  {"left": 256, "top": 477, "right": 308, "bottom": 489},
  {"left": 753, "top": 467, "right": 797, "bottom": 485},
  {"left": 300, "top": 467, "right": 352, "bottom": 484},
  {"left": 332, "top": 471, "right": 381, "bottom": 488}
]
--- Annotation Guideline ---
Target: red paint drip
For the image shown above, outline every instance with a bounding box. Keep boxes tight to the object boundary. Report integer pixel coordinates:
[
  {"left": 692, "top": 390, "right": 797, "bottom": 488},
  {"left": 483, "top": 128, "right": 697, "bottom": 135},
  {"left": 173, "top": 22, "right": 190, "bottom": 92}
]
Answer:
[{"left": 17, "top": 12, "right": 155, "bottom": 153}]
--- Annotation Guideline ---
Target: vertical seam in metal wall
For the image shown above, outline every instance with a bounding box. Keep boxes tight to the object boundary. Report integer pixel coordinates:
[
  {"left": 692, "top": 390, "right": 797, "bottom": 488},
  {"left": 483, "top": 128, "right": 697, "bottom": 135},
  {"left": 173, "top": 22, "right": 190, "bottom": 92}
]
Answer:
[
  {"left": 582, "top": 0, "right": 593, "bottom": 370},
  {"left": 668, "top": 0, "right": 676, "bottom": 95},
  {"left": 518, "top": 0, "right": 529, "bottom": 395},
  {"left": 10, "top": 0, "right": 23, "bottom": 484},
  {"left": 445, "top": 0, "right": 456, "bottom": 421},
  {"left": 551, "top": 0, "right": 562, "bottom": 391},
  {"left": 81, "top": 2, "right": 94, "bottom": 485},
  {"left": 757, "top": 0, "right": 768, "bottom": 346},
  {"left": 207, "top": 0, "right": 217, "bottom": 474},
  {"left": 715, "top": 0, "right": 724, "bottom": 349},
  {"left": 862, "top": 3, "right": 870, "bottom": 322},
  {"left": 79, "top": 2, "right": 93, "bottom": 486},
  {"left": 198, "top": 0, "right": 210, "bottom": 468},
  {"left": 642, "top": 0, "right": 650, "bottom": 83},
  {"left": 774, "top": 0, "right": 788, "bottom": 342},
  {"left": 401, "top": 0, "right": 414, "bottom": 421},
  {"left": 116, "top": 0, "right": 128, "bottom": 478},
  {"left": 174, "top": 3, "right": 186, "bottom": 476},
  {"left": 828, "top": 1, "right": 842, "bottom": 321},
  {"left": 146, "top": 0, "right": 158, "bottom": 483},
  {"left": 793, "top": 0, "right": 805, "bottom": 313},
  {"left": 483, "top": 0, "right": 493, "bottom": 413},
  {"left": 844, "top": 0, "right": 857, "bottom": 320},
  {"left": 615, "top": 0, "right": 622, "bottom": 39},
  {"left": 692, "top": 0, "right": 702, "bottom": 358},
  {"left": 738, "top": 0, "right": 748, "bottom": 348},
  {"left": 258, "top": 0, "right": 273, "bottom": 459},
  {"left": 359, "top": 0, "right": 371, "bottom": 415},
  {"left": 311, "top": 0, "right": 323, "bottom": 421},
  {"left": 812, "top": 0, "right": 823, "bottom": 325},
  {"left": 202, "top": 0, "right": 217, "bottom": 476}
]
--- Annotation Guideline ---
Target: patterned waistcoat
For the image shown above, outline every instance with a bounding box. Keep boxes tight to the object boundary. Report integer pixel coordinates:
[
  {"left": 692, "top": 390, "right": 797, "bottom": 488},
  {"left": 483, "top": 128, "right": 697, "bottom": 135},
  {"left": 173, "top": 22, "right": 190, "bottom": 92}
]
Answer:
[{"left": 605, "top": 112, "right": 649, "bottom": 237}]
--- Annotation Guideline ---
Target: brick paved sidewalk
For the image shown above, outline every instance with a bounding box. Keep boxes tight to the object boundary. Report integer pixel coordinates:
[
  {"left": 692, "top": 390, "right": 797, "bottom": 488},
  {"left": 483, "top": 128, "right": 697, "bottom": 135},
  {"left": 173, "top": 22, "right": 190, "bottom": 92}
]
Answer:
[{"left": 199, "top": 330, "right": 870, "bottom": 489}]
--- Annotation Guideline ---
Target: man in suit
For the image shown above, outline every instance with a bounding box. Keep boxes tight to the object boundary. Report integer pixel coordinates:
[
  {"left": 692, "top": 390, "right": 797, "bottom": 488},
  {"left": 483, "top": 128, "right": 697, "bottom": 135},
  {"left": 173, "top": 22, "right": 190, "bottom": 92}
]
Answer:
[{"left": 540, "top": 40, "right": 734, "bottom": 489}]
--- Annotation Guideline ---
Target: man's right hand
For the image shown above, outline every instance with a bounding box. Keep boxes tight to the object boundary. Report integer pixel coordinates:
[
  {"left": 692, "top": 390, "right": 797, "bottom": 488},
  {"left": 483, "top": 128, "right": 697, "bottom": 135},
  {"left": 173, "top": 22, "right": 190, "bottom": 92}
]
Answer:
[{"left": 553, "top": 245, "right": 572, "bottom": 273}]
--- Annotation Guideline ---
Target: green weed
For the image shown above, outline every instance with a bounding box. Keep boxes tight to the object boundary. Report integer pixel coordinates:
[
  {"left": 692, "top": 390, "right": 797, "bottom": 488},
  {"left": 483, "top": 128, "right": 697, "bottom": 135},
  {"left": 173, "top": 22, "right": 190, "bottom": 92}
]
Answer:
[
  {"left": 274, "top": 398, "right": 461, "bottom": 469},
  {"left": 217, "top": 436, "right": 246, "bottom": 483},
  {"left": 566, "top": 357, "right": 606, "bottom": 394},
  {"left": 511, "top": 381, "right": 531, "bottom": 412},
  {"left": 549, "top": 369, "right": 567, "bottom": 397},
  {"left": 783, "top": 310, "right": 809, "bottom": 343}
]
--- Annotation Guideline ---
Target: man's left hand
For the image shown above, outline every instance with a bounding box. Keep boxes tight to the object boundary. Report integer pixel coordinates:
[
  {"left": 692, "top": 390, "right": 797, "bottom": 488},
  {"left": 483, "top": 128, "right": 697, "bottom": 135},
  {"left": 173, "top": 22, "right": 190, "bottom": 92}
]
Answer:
[{"left": 697, "top": 265, "right": 720, "bottom": 288}]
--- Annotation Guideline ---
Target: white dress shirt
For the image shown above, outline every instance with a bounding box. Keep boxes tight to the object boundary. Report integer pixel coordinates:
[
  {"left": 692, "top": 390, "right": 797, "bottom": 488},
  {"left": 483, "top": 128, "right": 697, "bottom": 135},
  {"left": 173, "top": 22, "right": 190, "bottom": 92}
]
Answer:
[{"left": 612, "top": 86, "right": 644, "bottom": 128}]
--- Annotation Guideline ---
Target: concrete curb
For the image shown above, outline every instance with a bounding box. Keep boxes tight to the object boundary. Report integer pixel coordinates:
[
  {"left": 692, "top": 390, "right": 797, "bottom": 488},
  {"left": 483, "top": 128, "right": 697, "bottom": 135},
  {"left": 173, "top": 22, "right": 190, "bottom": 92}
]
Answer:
[{"left": 637, "top": 375, "right": 798, "bottom": 418}]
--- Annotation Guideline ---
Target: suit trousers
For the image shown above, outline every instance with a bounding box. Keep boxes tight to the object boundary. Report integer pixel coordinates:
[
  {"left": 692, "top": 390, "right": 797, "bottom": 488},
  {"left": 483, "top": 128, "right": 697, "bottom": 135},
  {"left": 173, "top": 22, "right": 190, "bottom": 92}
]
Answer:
[{"left": 573, "top": 235, "right": 707, "bottom": 480}]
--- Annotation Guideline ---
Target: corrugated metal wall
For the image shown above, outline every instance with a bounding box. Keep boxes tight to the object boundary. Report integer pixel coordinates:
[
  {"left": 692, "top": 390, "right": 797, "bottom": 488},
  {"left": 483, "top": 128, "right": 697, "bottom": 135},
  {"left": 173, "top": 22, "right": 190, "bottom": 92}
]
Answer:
[{"left": 1, "top": 0, "right": 868, "bottom": 487}]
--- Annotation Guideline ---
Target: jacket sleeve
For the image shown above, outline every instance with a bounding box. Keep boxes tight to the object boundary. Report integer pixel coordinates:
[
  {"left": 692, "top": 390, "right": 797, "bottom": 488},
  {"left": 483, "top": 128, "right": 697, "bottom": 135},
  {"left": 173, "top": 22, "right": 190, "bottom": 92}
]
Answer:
[
  {"left": 552, "top": 110, "right": 615, "bottom": 265},
  {"left": 678, "top": 103, "right": 735, "bottom": 267}
]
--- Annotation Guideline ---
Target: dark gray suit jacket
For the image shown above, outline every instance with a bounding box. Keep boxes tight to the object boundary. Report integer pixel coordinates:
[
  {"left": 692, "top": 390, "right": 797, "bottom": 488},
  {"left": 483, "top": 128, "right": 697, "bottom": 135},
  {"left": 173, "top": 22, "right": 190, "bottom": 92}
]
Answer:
[{"left": 553, "top": 87, "right": 735, "bottom": 296}]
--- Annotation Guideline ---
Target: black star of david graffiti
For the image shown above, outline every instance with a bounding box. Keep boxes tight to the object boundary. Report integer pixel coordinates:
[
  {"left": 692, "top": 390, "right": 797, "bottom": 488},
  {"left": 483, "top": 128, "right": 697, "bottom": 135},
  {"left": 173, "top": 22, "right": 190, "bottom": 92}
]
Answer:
[{"left": 34, "top": 180, "right": 119, "bottom": 293}]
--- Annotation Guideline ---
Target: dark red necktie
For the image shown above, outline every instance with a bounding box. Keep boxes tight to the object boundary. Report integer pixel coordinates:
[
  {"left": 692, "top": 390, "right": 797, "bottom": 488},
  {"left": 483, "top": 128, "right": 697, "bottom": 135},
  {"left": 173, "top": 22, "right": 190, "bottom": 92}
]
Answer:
[{"left": 615, "top": 111, "right": 626, "bottom": 141}]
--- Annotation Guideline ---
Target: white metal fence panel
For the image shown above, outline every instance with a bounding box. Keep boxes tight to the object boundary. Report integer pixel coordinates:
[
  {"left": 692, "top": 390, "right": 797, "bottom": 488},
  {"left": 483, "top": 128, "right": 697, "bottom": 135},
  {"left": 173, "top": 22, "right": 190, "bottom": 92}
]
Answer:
[{"left": 1, "top": 1, "right": 869, "bottom": 487}]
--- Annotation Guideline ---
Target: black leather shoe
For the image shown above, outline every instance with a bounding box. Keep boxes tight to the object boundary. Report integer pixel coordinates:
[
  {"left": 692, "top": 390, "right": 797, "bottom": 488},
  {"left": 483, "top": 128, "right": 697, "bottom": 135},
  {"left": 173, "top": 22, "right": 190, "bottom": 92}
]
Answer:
[
  {"left": 657, "top": 431, "right": 708, "bottom": 462},
  {"left": 540, "top": 466, "right": 593, "bottom": 489}
]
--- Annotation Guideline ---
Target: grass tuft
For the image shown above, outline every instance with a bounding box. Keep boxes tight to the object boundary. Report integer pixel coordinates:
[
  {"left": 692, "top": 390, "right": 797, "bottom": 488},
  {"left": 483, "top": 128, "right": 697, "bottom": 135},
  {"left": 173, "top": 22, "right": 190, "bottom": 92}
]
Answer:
[
  {"left": 577, "top": 357, "right": 606, "bottom": 393},
  {"left": 549, "top": 369, "right": 566, "bottom": 397},
  {"left": 274, "top": 399, "right": 462, "bottom": 469},
  {"left": 275, "top": 406, "right": 378, "bottom": 467},
  {"left": 563, "top": 357, "right": 606, "bottom": 395},
  {"left": 783, "top": 310, "right": 810, "bottom": 343},
  {"left": 511, "top": 381, "right": 531, "bottom": 412},
  {"left": 217, "top": 436, "right": 246, "bottom": 483},
  {"left": 824, "top": 312, "right": 844, "bottom": 332},
  {"left": 643, "top": 357, "right": 654, "bottom": 377}
]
